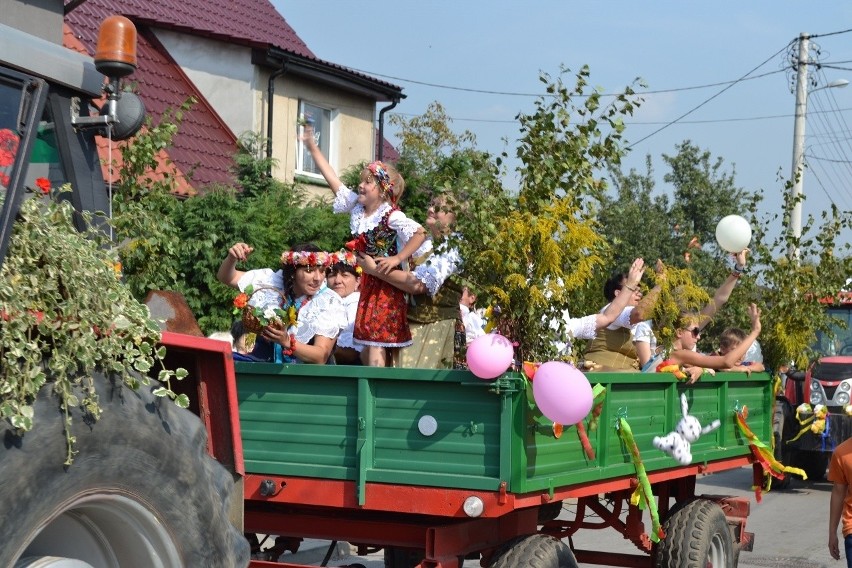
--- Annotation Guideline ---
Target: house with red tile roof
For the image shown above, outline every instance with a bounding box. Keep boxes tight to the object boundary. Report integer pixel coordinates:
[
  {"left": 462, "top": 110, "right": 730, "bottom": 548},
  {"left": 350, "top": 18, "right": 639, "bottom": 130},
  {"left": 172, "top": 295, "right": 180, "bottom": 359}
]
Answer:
[{"left": 4, "top": 0, "right": 404, "bottom": 198}]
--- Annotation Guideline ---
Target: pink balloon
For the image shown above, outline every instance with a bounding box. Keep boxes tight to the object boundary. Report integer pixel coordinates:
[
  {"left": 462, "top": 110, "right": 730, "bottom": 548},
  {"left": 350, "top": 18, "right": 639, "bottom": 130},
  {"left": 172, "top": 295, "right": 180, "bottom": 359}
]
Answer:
[
  {"left": 532, "top": 361, "right": 594, "bottom": 424},
  {"left": 466, "top": 333, "right": 514, "bottom": 379}
]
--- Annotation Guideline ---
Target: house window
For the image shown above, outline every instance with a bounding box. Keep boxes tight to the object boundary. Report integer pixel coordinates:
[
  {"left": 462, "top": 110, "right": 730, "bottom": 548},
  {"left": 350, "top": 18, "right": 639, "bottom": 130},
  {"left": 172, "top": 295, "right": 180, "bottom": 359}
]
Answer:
[{"left": 297, "top": 101, "right": 332, "bottom": 177}]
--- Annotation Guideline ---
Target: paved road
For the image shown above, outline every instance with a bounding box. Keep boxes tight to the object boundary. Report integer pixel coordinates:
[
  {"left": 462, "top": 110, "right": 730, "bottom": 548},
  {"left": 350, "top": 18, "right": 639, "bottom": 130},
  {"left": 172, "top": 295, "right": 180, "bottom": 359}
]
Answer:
[{"left": 289, "top": 466, "right": 838, "bottom": 567}]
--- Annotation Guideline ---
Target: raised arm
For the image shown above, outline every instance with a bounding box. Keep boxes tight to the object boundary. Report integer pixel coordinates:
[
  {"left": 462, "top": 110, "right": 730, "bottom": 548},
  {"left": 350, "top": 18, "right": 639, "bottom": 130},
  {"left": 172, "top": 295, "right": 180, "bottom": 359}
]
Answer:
[
  {"left": 598, "top": 258, "right": 644, "bottom": 328},
  {"left": 699, "top": 249, "right": 747, "bottom": 328},
  {"left": 300, "top": 125, "right": 342, "bottom": 197},
  {"left": 671, "top": 304, "right": 761, "bottom": 370},
  {"left": 217, "top": 242, "right": 253, "bottom": 288},
  {"left": 630, "top": 259, "right": 665, "bottom": 325}
]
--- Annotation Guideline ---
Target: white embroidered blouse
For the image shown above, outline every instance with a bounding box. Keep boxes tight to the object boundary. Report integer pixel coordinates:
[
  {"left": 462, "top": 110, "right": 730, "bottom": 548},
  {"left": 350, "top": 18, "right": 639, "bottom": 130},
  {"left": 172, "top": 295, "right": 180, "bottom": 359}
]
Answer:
[
  {"left": 332, "top": 186, "right": 423, "bottom": 245},
  {"left": 237, "top": 269, "right": 345, "bottom": 344},
  {"left": 336, "top": 291, "right": 362, "bottom": 351},
  {"left": 412, "top": 239, "right": 462, "bottom": 297}
]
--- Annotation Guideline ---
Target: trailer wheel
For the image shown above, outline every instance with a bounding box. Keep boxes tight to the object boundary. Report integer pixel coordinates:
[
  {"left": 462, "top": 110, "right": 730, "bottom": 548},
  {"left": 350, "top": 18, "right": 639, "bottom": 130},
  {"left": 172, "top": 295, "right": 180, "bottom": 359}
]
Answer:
[
  {"left": 0, "top": 371, "right": 250, "bottom": 567},
  {"left": 772, "top": 399, "right": 794, "bottom": 490},
  {"left": 489, "top": 534, "right": 577, "bottom": 568},
  {"left": 654, "top": 499, "right": 735, "bottom": 568}
]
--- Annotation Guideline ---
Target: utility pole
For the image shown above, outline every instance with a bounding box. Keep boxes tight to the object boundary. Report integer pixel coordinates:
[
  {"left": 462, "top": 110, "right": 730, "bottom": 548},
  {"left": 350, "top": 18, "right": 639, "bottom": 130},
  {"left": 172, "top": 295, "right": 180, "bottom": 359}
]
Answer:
[{"left": 789, "top": 33, "right": 809, "bottom": 260}]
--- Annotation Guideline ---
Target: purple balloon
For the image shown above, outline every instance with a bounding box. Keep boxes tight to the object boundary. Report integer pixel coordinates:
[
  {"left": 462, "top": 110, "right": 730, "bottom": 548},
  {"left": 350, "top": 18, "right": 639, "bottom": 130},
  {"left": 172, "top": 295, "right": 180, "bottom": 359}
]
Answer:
[
  {"left": 466, "top": 333, "right": 514, "bottom": 379},
  {"left": 532, "top": 361, "right": 594, "bottom": 424}
]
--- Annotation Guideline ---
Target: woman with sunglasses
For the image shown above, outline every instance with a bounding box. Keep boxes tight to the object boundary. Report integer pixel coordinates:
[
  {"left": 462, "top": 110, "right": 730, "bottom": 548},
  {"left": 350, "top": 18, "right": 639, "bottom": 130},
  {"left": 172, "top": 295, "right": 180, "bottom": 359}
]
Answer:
[
  {"left": 634, "top": 249, "right": 751, "bottom": 370},
  {"left": 656, "top": 303, "right": 762, "bottom": 384}
]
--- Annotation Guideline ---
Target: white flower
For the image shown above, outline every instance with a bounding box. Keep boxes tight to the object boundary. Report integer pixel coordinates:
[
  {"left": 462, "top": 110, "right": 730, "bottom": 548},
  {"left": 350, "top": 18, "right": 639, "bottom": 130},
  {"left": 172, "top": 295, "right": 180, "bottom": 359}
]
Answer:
[{"left": 263, "top": 306, "right": 279, "bottom": 321}]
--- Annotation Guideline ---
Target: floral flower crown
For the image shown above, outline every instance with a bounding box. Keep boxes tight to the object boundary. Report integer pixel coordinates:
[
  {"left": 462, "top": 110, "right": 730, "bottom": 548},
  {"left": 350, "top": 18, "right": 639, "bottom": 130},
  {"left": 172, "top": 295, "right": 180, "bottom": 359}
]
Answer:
[
  {"left": 281, "top": 250, "right": 332, "bottom": 268},
  {"left": 328, "top": 250, "right": 362, "bottom": 275},
  {"left": 367, "top": 161, "right": 395, "bottom": 202}
]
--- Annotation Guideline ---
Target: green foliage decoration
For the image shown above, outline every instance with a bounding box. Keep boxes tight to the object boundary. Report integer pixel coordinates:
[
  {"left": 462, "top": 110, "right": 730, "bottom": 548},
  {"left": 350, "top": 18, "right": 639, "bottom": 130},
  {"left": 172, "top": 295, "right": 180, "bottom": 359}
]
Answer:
[
  {"left": 645, "top": 266, "right": 711, "bottom": 351},
  {"left": 110, "top": 99, "right": 195, "bottom": 300},
  {"left": 0, "top": 189, "right": 187, "bottom": 464},
  {"left": 746, "top": 189, "right": 852, "bottom": 371},
  {"left": 454, "top": 66, "right": 644, "bottom": 361}
]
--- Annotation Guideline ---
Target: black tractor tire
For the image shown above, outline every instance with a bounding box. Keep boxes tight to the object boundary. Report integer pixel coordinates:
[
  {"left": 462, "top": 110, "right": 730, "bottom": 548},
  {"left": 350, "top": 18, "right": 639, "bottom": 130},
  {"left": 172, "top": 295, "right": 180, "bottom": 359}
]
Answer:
[
  {"left": 384, "top": 547, "right": 426, "bottom": 568},
  {"left": 796, "top": 450, "right": 831, "bottom": 481},
  {"left": 0, "top": 371, "right": 250, "bottom": 567},
  {"left": 772, "top": 399, "right": 795, "bottom": 490},
  {"left": 489, "top": 534, "right": 578, "bottom": 568},
  {"left": 654, "top": 499, "right": 735, "bottom": 568},
  {"left": 384, "top": 547, "right": 466, "bottom": 568}
]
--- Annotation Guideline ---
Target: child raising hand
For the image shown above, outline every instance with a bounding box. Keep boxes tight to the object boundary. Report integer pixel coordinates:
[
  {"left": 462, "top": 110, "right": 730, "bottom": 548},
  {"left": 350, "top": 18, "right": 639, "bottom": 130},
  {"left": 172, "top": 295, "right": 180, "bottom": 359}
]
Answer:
[{"left": 301, "top": 125, "right": 427, "bottom": 367}]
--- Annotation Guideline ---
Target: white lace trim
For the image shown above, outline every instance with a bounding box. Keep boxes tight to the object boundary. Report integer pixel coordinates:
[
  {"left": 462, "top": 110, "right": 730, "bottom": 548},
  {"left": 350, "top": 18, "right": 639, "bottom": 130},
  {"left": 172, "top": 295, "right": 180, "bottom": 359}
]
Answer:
[
  {"left": 354, "top": 338, "right": 414, "bottom": 348},
  {"left": 413, "top": 243, "right": 462, "bottom": 297},
  {"left": 290, "top": 288, "right": 346, "bottom": 344},
  {"left": 332, "top": 185, "right": 359, "bottom": 214},
  {"left": 348, "top": 201, "right": 394, "bottom": 234},
  {"left": 237, "top": 269, "right": 285, "bottom": 309}
]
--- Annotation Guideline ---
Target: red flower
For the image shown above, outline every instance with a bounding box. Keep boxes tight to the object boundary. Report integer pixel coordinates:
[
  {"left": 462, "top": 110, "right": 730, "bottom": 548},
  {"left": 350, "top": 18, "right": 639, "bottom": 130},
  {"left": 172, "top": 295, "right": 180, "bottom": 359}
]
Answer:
[
  {"left": 307, "top": 252, "right": 317, "bottom": 266},
  {"left": 35, "top": 177, "right": 51, "bottom": 194},
  {"left": 233, "top": 293, "right": 249, "bottom": 309},
  {"left": 0, "top": 128, "right": 19, "bottom": 168},
  {"left": 345, "top": 234, "right": 367, "bottom": 253}
]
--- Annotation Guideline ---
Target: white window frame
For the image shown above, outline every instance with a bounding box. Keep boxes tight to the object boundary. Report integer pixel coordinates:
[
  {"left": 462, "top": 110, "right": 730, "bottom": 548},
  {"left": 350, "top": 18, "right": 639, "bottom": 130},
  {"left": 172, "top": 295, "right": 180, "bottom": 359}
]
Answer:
[{"left": 296, "top": 100, "right": 335, "bottom": 180}]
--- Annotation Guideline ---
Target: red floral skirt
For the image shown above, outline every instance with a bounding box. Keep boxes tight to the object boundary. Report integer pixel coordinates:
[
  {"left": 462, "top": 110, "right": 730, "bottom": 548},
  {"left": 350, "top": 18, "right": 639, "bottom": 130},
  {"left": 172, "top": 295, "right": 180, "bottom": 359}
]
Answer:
[{"left": 354, "top": 273, "right": 412, "bottom": 347}]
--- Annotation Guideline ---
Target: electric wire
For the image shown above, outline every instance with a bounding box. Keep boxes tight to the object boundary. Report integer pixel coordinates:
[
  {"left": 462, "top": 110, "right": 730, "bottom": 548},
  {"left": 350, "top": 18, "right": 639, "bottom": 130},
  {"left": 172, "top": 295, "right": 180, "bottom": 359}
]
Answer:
[{"left": 626, "top": 41, "right": 796, "bottom": 149}]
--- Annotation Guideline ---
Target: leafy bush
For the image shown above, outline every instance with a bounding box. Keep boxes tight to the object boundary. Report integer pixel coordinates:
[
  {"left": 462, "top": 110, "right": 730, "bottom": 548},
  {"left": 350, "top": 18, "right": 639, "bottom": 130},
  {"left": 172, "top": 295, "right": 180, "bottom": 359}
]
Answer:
[{"left": 0, "top": 190, "right": 186, "bottom": 464}]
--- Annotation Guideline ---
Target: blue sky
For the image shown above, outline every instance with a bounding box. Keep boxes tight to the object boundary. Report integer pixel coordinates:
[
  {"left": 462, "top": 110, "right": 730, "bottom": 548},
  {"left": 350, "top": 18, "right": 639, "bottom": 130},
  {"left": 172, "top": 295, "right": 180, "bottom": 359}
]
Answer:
[{"left": 275, "top": 1, "right": 852, "bottom": 248}]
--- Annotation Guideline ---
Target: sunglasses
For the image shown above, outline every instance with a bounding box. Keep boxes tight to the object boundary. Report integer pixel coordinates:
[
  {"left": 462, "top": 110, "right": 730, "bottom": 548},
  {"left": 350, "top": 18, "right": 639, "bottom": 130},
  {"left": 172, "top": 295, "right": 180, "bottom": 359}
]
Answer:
[{"left": 687, "top": 327, "right": 701, "bottom": 338}]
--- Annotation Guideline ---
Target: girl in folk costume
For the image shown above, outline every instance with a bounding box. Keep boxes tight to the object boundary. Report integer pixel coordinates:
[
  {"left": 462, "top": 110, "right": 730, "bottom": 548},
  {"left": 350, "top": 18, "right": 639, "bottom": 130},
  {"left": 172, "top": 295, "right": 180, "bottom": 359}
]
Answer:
[
  {"left": 357, "top": 194, "right": 464, "bottom": 369},
  {"left": 217, "top": 242, "right": 345, "bottom": 364},
  {"left": 301, "top": 126, "right": 427, "bottom": 367}
]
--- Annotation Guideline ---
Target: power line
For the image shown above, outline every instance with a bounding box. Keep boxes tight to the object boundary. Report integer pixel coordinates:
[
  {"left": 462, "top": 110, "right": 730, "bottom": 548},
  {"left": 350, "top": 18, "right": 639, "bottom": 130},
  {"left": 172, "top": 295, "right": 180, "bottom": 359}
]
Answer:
[
  {"left": 389, "top": 107, "right": 852, "bottom": 127},
  {"left": 626, "top": 40, "right": 796, "bottom": 149},
  {"left": 347, "top": 66, "right": 784, "bottom": 98}
]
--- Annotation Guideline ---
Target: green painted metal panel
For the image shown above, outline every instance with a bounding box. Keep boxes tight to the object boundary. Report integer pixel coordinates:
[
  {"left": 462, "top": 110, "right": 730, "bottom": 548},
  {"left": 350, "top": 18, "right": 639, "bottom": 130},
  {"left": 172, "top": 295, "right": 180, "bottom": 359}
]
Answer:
[
  {"left": 511, "top": 372, "right": 774, "bottom": 494},
  {"left": 235, "top": 363, "right": 773, "bottom": 498}
]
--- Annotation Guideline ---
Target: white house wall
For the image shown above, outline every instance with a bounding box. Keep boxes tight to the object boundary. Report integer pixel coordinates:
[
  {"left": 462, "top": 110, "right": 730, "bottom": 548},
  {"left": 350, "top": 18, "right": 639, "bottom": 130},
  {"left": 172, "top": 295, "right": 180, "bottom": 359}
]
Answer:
[{"left": 154, "top": 29, "right": 255, "bottom": 140}]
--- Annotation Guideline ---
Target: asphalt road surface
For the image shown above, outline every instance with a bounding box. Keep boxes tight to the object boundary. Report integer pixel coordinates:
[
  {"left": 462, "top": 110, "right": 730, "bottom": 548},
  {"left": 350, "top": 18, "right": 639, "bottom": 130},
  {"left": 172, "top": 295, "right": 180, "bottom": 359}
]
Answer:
[{"left": 292, "top": 465, "right": 838, "bottom": 567}]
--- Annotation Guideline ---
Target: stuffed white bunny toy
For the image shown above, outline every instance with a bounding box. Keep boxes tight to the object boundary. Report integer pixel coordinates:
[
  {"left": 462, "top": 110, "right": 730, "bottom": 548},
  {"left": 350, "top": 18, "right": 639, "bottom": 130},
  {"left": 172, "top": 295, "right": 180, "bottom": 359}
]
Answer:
[{"left": 652, "top": 393, "right": 721, "bottom": 465}]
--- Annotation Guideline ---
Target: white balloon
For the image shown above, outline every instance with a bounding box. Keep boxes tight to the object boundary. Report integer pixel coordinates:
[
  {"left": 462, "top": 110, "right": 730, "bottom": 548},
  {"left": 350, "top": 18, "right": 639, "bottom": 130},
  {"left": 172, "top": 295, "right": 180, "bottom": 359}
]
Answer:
[{"left": 715, "top": 215, "right": 752, "bottom": 253}]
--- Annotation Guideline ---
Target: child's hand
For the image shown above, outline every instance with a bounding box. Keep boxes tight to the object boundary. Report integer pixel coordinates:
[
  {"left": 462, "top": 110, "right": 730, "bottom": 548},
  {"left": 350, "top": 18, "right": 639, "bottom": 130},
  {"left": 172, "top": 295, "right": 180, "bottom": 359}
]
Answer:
[
  {"left": 262, "top": 324, "right": 290, "bottom": 348},
  {"left": 228, "top": 242, "right": 253, "bottom": 262},
  {"left": 375, "top": 255, "right": 401, "bottom": 274},
  {"left": 299, "top": 124, "right": 316, "bottom": 146},
  {"left": 355, "top": 252, "right": 378, "bottom": 275},
  {"left": 748, "top": 303, "right": 761, "bottom": 334}
]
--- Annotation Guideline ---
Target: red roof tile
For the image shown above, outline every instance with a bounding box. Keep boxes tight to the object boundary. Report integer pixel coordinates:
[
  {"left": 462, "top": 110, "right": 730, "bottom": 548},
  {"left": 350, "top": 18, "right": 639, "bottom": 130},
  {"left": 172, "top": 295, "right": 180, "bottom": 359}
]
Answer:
[
  {"left": 66, "top": 7, "right": 238, "bottom": 191},
  {"left": 68, "top": 0, "right": 314, "bottom": 57},
  {"left": 66, "top": 0, "right": 401, "bottom": 94}
]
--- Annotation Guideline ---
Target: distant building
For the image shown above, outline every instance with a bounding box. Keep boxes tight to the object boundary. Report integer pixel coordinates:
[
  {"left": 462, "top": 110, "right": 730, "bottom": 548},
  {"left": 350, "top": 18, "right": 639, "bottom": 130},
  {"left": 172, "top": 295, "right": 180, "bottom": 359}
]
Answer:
[{"left": 3, "top": 0, "right": 404, "bottom": 197}]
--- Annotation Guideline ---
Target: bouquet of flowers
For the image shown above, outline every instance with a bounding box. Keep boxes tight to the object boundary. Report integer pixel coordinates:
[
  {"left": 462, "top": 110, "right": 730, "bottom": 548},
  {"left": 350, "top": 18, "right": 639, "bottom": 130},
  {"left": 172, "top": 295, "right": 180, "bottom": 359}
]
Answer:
[{"left": 233, "top": 285, "right": 288, "bottom": 333}]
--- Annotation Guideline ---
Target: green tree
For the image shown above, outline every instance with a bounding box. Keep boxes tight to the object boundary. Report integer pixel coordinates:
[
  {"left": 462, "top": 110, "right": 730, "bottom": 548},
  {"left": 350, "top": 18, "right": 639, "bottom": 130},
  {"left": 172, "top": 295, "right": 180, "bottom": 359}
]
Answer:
[
  {"left": 744, "top": 190, "right": 852, "bottom": 371},
  {"left": 110, "top": 100, "right": 193, "bottom": 300},
  {"left": 595, "top": 142, "right": 759, "bottom": 353},
  {"left": 389, "top": 101, "right": 495, "bottom": 222},
  {"left": 457, "top": 66, "right": 643, "bottom": 361}
]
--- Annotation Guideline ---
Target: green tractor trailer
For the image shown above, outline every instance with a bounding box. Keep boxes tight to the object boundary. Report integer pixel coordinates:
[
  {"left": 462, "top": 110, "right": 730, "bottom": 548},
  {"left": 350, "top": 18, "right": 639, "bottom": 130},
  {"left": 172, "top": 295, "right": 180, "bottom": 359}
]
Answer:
[{"left": 0, "top": 11, "right": 774, "bottom": 568}]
